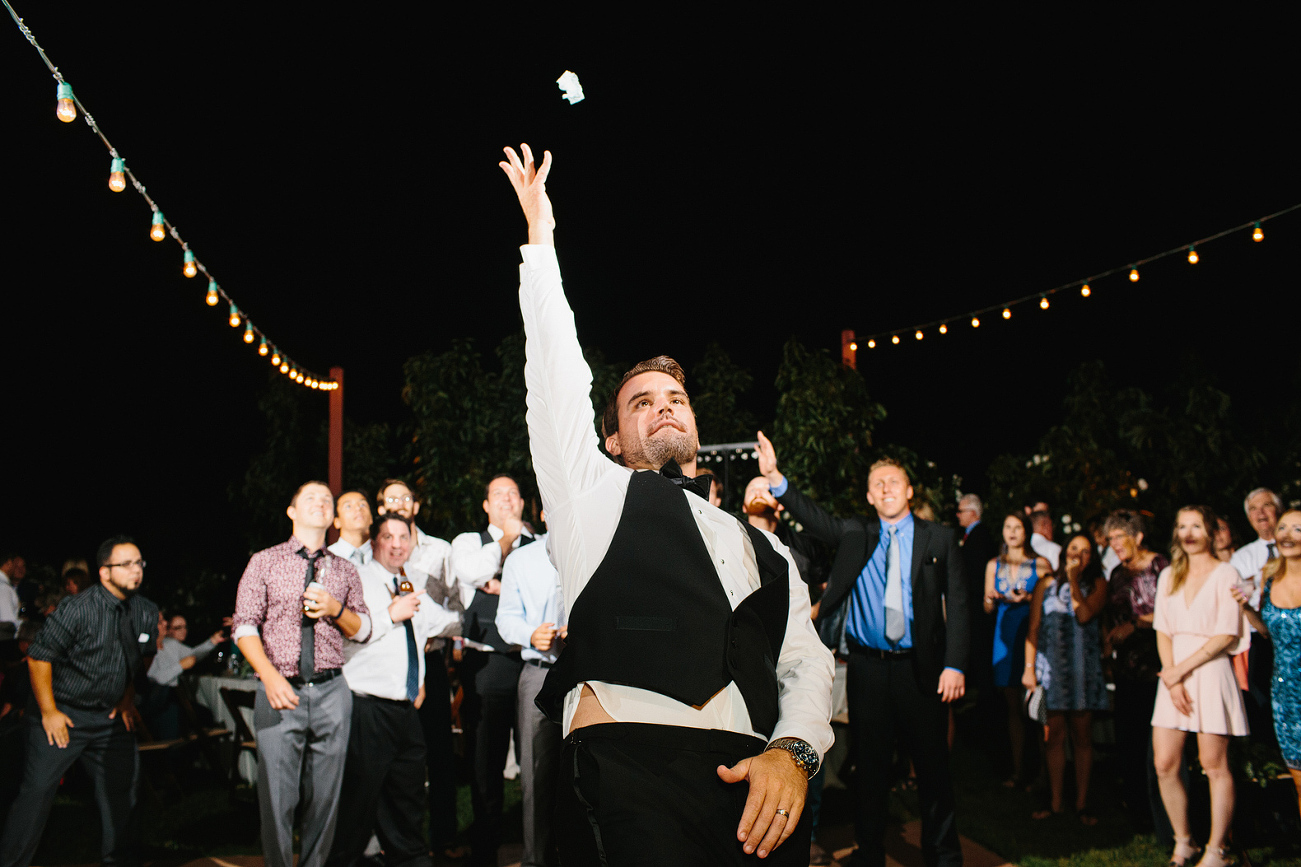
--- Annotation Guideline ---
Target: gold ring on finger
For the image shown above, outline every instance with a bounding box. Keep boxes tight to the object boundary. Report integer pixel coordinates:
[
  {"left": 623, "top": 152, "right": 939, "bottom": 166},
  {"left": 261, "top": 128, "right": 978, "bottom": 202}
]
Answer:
[{"left": 775, "top": 808, "right": 790, "bottom": 818}]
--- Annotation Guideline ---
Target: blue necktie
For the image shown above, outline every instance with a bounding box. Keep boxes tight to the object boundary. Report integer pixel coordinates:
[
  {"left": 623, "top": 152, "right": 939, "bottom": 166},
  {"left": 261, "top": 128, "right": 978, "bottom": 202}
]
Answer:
[{"left": 393, "top": 574, "right": 419, "bottom": 702}]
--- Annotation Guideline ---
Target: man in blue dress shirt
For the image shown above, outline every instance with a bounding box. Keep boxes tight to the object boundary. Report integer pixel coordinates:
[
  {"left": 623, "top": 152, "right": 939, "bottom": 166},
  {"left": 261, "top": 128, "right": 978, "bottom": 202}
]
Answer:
[{"left": 757, "top": 434, "right": 969, "bottom": 867}]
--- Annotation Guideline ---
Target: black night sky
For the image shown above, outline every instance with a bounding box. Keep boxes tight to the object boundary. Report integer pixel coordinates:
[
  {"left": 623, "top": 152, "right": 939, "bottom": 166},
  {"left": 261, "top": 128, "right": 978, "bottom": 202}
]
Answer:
[{"left": 3, "top": 10, "right": 1296, "bottom": 593}]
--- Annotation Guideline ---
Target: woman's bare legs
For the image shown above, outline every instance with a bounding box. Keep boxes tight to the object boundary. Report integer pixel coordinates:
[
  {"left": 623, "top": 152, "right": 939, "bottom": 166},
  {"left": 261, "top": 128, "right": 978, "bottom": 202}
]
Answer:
[
  {"left": 1196, "top": 732, "right": 1234, "bottom": 854},
  {"left": 1154, "top": 726, "right": 1198, "bottom": 863}
]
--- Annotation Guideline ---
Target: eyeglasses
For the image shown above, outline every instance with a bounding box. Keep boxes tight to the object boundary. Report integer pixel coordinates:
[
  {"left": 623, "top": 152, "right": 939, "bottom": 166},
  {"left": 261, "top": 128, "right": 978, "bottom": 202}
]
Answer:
[
  {"left": 385, "top": 495, "right": 413, "bottom": 506},
  {"left": 106, "top": 559, "right": 146, "bottom": 570}
]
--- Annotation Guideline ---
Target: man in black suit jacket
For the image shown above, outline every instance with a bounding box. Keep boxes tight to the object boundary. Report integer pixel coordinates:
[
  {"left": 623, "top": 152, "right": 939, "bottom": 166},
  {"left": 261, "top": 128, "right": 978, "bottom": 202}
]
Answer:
[{"left": 757, "top": 433, "right": 968, "bottom": 867}]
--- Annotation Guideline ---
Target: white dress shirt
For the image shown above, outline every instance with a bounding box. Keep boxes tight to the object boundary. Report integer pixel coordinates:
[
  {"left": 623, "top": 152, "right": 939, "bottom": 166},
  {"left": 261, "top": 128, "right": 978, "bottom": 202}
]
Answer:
[
  {"left": 1231, "top": 536, "right": 1276, "bottom": 620},
  {"left": 343, "top": 561, "right": 461, "bottom": 701},
  {"left": 1100, "top": 545, "right": 1120, "bottom": 581},
  {"left": 496, "top": 534, "right": 566, "bottom": 664},
  {"left": 0, "top": 570, "right": 19, "bottom": 628},
  {"left": 450, "top": 524, "right": 533, "bottom": 611},
  {"left": 1031, "top": 533, "right": 1062, "bottom": 571},
  {"left": 517, "top": 244, "right": 834, "bottom": 757},
  {"left": 328, "top": 537, "right": 372, "bottom": 567}
]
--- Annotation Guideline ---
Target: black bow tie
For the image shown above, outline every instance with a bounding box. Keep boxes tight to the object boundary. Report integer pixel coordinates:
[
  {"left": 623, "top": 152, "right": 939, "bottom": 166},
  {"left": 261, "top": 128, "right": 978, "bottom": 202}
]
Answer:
[{"left": 660, "top": 460, "right": 713, "bottom": 501}]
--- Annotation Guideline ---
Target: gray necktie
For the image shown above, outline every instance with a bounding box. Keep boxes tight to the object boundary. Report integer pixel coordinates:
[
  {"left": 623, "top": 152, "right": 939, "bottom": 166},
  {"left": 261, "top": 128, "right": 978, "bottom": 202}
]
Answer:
[{"left": 884, "top": 524, "right": 905, "bottom": 643}]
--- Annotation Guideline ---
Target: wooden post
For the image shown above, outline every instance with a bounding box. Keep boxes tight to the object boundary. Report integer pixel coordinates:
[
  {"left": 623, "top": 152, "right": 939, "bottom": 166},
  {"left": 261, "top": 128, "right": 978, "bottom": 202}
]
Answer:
[
  {"left": 841, "top": 329, "right": 857, "bottom": 369},
  {"left": 328, "top": 366, "right": 344, "bottom": 496}
]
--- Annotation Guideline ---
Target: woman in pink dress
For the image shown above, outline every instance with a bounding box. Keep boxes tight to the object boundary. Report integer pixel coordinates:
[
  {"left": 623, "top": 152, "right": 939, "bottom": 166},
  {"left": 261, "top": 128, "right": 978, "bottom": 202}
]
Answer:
[{"left": 1152, "top": 505, "right": 1249, "bottom": 867}]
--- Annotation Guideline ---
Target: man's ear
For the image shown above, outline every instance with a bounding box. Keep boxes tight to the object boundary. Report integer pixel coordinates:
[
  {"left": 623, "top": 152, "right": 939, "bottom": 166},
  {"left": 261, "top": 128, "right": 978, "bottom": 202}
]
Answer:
[
  {"left": 483, "top": 499, "right": 491, "bottom": 516},
  {"left": 412, "top": 501, "right": 420, "bottom": 518},
  {"left": 605, "top": 434, "right": 622, "bottom": 457},
  {"left": 1135, "top": 532, "right": 1144, "bottom": 548},
  {"left": 906, "top": 485, "right": 915, "bottom": 503},
  {"left": 287, "top": 504, "right": 297, "bottom": 523},
  {"left": 332, "top": 515, "right": 343, "bottom": 531}
]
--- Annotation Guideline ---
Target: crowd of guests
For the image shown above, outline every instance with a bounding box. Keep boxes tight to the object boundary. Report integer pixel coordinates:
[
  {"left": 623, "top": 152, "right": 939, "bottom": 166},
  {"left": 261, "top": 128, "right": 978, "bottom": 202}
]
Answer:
[{"left": 0, "top": 475, "right": 1298, "bottom": 867}]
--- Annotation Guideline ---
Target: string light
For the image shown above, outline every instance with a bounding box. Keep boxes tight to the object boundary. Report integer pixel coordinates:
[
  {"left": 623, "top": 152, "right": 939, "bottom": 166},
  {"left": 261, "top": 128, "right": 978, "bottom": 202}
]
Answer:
[
  {"left": 1129, "top": 269, "right": 1140, "bottom": 282},
  {"left": 1002, "top": 307, "right": 1011, "bottom": 319},
  {"left": 1039, "top": 296, "right": 1049, "bottom": 309},
  {"left": 891, "top": 335, "right": 900, "bottom": 345},
  {"left": 108, "top": 157, "right": 125, "bottom": 192},
  {"left": 867, "top": 339, "right": 876, "bottom": 349},
  {"left": 914, "top": 330, "right": 923, "bottom": 340},
  {"left": 280, "top": 362, "right": 290, "bottom": 374},
  {"left": 206, "top": 280, "right": 219, "bottom": 306},
  {"left": 1187, "top": 246, "right": 1199, "bottom": 264},
  {"left": 150, "top": 210, "right": 166, "bottom": 242},
  {"left": 1081, "top": 284, "right": 1091, "bottom": 297},
  {"left": 183, "top": 249, "right": 197, "bottom": 277},
  {"left": 971, "top": 317, "right": 980, "bottom": 328},
  {"left": 271, "top": 350, "right": 281, "bottom": 366},
  {"left": 849, "top": 341, "right": 857, "bottom": 351},
  {"left": 1253, "top": 222, "right": 1264, "bottom": 242},
  {"left": 296, "top": 372, "right": 305, "bottom": 384},
  {"left": 258, "top": 337, "right": 269, "bottom": 356},
  {"left": 228, "top": 304, "right": 241, "bottom": 327},
  {"left": 55, "top": 82, "right": 75, "bottom": 122},
  {"left": 939, "top": 324, "right": 947, "bottom": 334},
  {"left": 243, "top": 323, "right": 255, "bottom": 344}
]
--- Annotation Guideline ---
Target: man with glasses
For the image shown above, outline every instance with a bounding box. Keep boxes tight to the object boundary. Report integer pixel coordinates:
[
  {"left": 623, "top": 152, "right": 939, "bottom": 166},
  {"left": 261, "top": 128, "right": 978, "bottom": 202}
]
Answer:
[
  {"left": 233, "top": 481, "right": 371, "bottom": 867},
  {"left": 329, "top": 489, "right": 374, "bottom": 567},
  {"left": 0, "top": 535, "right": 159, "bottom": 867}
]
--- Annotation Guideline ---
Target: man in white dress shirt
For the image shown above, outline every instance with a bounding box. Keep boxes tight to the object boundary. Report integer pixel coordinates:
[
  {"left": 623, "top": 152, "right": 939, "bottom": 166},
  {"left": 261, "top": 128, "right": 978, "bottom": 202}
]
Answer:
[
  {"left": 1230, "top": 486, "right": 1282, "bottom": 744},
  {"left": 0, "top": 553, "right": 23, "bottom": 631},
  {"left": 451, "top": 474, "right": 533, "bottom": 867},
  {"left": 496, "top": 520, "right": 565, "bottom": 867},
  {"left": 326, "top": 513, "right": 459, "bottom": 867},
  {"left": 1029, "top": 510, "right": 1061, "bottom": 571},
  {"left": 500, "top": 144, "right": 833, "bottom": 865},
  {"left": 328, "top": 490, "right": 373, "bottom": 567}
]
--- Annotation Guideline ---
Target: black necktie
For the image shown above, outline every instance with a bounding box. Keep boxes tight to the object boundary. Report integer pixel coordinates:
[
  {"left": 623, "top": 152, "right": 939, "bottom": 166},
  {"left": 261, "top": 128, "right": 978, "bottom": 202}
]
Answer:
[
  {"left": 297, "top": 548, "right": 325, "bottom": 679},
  {"left": 393, "top": 573, "right": 420, "bottom": 702},
  {"left": 660, "top": 459, "right": 712, "bottom": 501},
  {"left": 1268, "top": 542, "right": 1278, "bottom": 560}
]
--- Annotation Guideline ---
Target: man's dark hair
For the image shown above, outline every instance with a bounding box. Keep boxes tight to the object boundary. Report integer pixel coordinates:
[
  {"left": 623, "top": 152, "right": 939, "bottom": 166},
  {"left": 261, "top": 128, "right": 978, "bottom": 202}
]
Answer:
[
  {"left": 484, "top": 473, "right": 520, "bottom": 500},
  {"left": 601, "top": 356, "right": 688, "bottom": 439},
  {"left": 375, "top": 478, "right": 415, "bottom": 510},
  {"left": 96, "top": 535, "right": 137, "bottom": 569},
  {"left": 335, "top": 488, "right": 370, "bottom": 508},
  {"left": 288, "top": 480, "right": 331, "bottom": 509},
  {"left": 64, "top": 567, "right": 94, "bottom": 593},
  {"left": 373, "top": 512, "right": 414, "bottom": 537}
]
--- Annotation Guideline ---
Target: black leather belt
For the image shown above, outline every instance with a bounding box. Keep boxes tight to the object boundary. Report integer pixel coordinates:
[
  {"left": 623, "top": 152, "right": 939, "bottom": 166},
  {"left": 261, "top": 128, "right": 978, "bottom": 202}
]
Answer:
[
  {"left": 289, "top": 667, "right": 342, "bottom": 687},
  {"left": 525, "top": 658, "right": 554, "bottom": 669},
  {"left": 850, "top": 642, "right": 913, "bottom": 660}
]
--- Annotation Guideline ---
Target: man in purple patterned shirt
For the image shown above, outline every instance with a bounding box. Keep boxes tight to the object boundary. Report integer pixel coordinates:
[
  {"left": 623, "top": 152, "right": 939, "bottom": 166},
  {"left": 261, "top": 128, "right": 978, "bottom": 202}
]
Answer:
[{"left": 234, "top": 480, "right": 371, "bottom": 867}]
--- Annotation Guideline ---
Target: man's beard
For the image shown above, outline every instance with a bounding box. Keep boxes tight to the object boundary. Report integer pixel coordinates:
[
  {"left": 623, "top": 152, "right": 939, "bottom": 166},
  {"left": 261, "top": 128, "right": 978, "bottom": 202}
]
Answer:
[
  {"left": 109, "top": 578, "right": 139, "bottom": 598},
  {"left": 637, "top": 430, "right": 699, "bottom": 470}
]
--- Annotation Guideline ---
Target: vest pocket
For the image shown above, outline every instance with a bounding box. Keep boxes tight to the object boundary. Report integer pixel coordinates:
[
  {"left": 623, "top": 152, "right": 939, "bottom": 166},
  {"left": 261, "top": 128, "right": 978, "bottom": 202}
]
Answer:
[{"left": 614, "top": 616, "right": 676, "bottom": 632}]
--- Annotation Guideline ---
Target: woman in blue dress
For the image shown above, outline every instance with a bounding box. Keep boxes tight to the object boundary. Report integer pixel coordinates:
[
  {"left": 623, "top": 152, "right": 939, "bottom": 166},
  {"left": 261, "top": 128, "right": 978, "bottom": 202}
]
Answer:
[
  {"left": 984, "top": 512, "right": 1052, "bottom": 786},
  {"left": 1023, "top": 534, "right": 1109, "bottom": 821},
  {"left": 1234, "top": 508, "right": 1301, "bottom": 816}
]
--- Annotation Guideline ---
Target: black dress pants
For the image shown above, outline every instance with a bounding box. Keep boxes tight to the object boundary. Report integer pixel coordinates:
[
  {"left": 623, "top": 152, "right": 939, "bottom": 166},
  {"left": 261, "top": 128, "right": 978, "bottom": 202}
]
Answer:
[
  {"left": 555, "top": 722, "right": 812, "bottom": 867},
  {"left": 325, "top": 694, "right": 430, "bottom": 867},
  {"left": 845, "top": 649, "right": 960, "bottom": 867},
  {"left": 419, "top": 648, "right": 460, "bottom": 849},
  {"left": 0, "top": 705, "right": 138, "bottom": 867},
  {"left": 461, "top": 689, "right": 517, "bottom": 866}
]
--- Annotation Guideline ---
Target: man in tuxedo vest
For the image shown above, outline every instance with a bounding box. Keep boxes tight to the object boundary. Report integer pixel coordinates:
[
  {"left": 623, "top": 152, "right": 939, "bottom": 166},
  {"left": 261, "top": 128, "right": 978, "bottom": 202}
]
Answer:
[
  {"left": 757, "top": 433, "right": 969, "bottom": 867},
  {"left": 500, "top": 143, "right": 833, "bottom": 865}
]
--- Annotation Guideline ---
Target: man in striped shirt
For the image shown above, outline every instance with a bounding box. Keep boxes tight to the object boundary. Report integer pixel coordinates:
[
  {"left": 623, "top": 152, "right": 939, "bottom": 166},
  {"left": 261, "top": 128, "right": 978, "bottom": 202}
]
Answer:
[{"left": 0, "top": 535, "right": 159, "bottom": 867}]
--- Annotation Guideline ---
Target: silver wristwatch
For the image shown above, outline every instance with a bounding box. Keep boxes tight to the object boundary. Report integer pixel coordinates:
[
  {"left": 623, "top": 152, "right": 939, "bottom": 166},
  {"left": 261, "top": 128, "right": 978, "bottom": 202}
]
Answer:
[{"left": 765, "top": 737, "right": 820, "bottom": 779}]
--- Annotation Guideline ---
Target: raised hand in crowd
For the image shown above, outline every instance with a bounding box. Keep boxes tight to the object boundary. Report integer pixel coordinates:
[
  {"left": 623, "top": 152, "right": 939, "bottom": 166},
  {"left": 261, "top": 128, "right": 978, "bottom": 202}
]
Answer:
[{"left": 499, "top": 143, "right": 554, "bottom": 246}]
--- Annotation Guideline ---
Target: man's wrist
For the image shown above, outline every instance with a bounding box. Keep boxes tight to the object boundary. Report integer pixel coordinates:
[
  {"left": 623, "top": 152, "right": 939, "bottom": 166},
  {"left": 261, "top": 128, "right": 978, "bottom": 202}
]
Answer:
[{"left": 764, "top": 737, "right": 819, "bottom": 779}]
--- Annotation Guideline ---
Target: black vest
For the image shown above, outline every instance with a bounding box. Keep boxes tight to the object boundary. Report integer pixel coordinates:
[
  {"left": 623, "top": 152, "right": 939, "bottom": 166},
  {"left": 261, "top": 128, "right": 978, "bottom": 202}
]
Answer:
[
  {"left": 461, "top": 530, "right": 533, "bottom": 695},
  {"left": 536, "top": 470, "right": 791, "bottom": 737}
]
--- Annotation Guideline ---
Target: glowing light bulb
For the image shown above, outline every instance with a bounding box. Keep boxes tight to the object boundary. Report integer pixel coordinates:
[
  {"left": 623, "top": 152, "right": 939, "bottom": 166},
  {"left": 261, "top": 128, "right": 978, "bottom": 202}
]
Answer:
[
  {"left": 287, "top": 366, "right": 296, "bottom": 378},
  {"left": 228, "top": 304, "right": 241, "bottom": 327},
  {"left": 150, "top": 211, "right": 166, "bottom": 242},
  {"left": 1253, "top": 222, "right": 1263, "bottom": 242},
  {"left": 108, "top": 157, "right": 126, "bottom": 192},
  {"left": 1187, "top": 247, "right": 1199, "bottom": 264},
  {"left": 56, "top": 82, "right": 76, "bottom": 122},
  {"left": 296, "top": 372, "right": 304, "bottom": 384},
  {"left": 243, "top": 324, "right": 255, "bottom": 344},
  {"left": 183, "top": 250, "right": 197, "bottom": 278},
  {"left": 849, "top": 342, "right": 857, "bottom": 351},
  {"left": 867, "top": 339, "right": 876, "bottom": 349},
  {"left": 205, "top": 280, "right": 219, "bottom": 306},
  {"left": 1080, "top": 284, "right": 1091, "bottom": 297},
  {"left": 271, "top": 350, "right": 281, "bottom": 365},
  {"left": 280, "top": 362, "right": 290, "bottom": 374},
  {"left": 891, "top": 335, "right": 900, "bottom": 344},
  {"left": 259, "top": 337, "right": 269, "bottom": 356},
  {"left": 1129, "top": 269, "right": 1139, "bottom": 282},
  {"left": 1039, "top": 297, "right": 1049, "bottom": 310},
  {"left": 1002, "top": 308, "right": 1011, "bottom": 319},
  {"left": 939, "top": 324, "right": 948, "bottom": 334},
  {"left": 915, "top": 330, "right": 923, "bottom": 340},
  {"left": 971, "top": 317, "right": 980, "bottom": 328}
]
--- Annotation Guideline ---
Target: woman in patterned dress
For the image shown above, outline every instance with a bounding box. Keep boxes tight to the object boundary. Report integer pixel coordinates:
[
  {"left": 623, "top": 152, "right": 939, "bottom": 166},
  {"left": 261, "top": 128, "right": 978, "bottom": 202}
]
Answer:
[
  {"left": 1023, "top": 534, "right": 1109, "bottom": 822},
  {"left": 1233, "top": 508, "right": 1301, "bottom": 815}
]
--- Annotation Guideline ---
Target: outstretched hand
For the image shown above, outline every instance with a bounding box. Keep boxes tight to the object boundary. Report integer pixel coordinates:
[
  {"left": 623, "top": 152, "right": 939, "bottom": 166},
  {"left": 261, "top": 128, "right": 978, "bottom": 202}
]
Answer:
[
  {"left": 499, "top": 144, "right": 554, "bottom": 246},
  {"left": 755, "top": 431, "right": 785, "bottom": 490}
]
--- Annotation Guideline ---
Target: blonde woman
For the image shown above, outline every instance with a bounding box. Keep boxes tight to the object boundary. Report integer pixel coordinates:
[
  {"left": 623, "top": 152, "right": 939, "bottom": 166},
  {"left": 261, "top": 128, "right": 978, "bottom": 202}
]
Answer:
[
  {"left": 1231, "top": 509, "right": 1301, "bottom": 815},
  {"left": 1152, "top": 506, "right": 1249, "bottom": 867}
]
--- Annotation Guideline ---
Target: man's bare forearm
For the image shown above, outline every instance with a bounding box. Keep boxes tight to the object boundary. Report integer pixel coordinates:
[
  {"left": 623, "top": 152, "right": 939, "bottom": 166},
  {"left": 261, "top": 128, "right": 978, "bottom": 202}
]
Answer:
[
  {"left": 237, "top": 635, "right": 280, "bottom": 680},
  {"left": 28, "top": 658, "right": 57, "bottom": 713}
]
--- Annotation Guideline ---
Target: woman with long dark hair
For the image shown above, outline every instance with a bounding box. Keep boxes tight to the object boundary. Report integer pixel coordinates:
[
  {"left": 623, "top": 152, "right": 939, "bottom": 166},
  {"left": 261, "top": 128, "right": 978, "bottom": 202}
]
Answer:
[
  {"left": 1023, "top": 533, "right": 1109, "bottom": 821},
  {"left": 984, "top": 512, "right": 1051, "bottom": 787},
  {"left": 1152, "top": 505, "right": 1249, "bottom": 867}
]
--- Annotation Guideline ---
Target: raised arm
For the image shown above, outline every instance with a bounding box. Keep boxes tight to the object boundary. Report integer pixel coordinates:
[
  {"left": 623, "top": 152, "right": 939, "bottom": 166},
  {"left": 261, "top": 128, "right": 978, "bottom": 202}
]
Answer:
[
  {"left": 500, "top": 143, "right": 554, "bottom": 247},
  {"left": 757, "top": 431, "right": 854, "bottom": 545}
]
